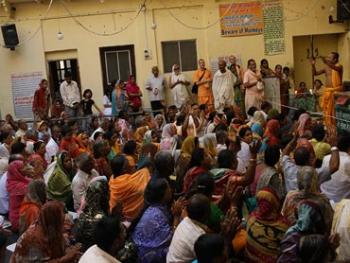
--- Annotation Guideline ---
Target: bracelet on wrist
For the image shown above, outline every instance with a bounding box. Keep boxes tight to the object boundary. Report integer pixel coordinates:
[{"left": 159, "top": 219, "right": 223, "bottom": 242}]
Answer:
[{"left": 331, "top": 146, "right": 339, "bottom": 151}]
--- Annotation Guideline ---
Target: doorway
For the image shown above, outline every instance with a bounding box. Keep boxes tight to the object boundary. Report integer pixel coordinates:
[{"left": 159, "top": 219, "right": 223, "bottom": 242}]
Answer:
[
  {"left": 100, "top": 45, "right": 136, "bottom": 93},
  {"left": 293, "top": 34, "right": 340, "bottom": 90},
  {"left": 48, "top": 59, "right": 81, "bottom": 100}
]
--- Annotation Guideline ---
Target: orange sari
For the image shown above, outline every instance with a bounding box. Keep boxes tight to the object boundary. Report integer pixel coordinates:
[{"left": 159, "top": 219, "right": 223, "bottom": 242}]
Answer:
[
  {"left": 322, "top": 66, "right": 342, "bottom": 126},
  {"left": 109, "top": 168, "right": 151, "bottom": 220}
]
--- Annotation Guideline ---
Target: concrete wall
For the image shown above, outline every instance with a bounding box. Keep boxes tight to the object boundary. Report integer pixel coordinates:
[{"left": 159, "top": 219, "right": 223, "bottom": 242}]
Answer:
[{"left": 0, "top": 0, "right": 348, "bottom": 117}]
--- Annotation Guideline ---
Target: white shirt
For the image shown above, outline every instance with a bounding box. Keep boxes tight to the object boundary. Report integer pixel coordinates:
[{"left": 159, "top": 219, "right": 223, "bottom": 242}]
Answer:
[
  {"left": 15, "top": 129, "right": 26, "bottom": 142},
  {"left": 72, "top": 169, "right": 99, "bottom": 211},
  {"left": 167, "top": 217, "right": 206, "bottom": 263},
  {"left": 79, "top": 245, "right": 121, "bottom": 263},
  {"left": 145, "top": 75, "right": 165, "bottom": 101},
  {"left": 0, "top": 172, "right": 9, "bottom": 215},
  {"left": 321, "top": 152, "right": 350, "bottom": 203},
  {"left": 237, "top": 141, "right": 251, "bottom": 168},
  {"left": 0, "top": 144, "right": 10, "bottom": 159},
  {"left": 60, "top": 80, "right": 81, "bottom": 107}
]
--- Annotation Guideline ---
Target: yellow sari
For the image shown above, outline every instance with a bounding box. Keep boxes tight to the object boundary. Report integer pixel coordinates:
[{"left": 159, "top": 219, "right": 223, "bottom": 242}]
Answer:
[{"left": 322, "top": 66, "right": 342, "bottom": 126}]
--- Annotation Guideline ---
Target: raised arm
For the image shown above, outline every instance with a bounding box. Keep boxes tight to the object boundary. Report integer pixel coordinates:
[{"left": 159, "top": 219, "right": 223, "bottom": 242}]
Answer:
[
  {"left": 310, "top": 58, "right": 326, "bottom": 76},
  {"left": 241, "top": 140, "right": 260, "bottom": 186}
]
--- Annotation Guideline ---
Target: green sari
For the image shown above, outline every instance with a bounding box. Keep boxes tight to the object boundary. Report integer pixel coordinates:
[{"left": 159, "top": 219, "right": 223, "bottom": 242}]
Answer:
[{"left": 47, "top": 152, "right": 73, "bottom": 209}]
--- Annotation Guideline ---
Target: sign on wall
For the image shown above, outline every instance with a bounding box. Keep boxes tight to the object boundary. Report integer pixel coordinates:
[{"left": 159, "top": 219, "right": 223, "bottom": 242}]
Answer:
[
  {"left": 263, "top": 0, "right": 285, "bottom": 55},
  {"left": 219, "top": 2, "right": 263, "bottom": 37},
  {"left": 11, "top": 72, "right": 43, "bottom": 119}
]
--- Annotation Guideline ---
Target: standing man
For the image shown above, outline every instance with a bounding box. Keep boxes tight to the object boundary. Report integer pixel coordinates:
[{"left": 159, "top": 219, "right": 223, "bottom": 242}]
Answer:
[
  {"left": 311, "top": 52, "right": 343, "bottom": 126},
  {"left": 60, "top": 71, "right": 81, "bottom": 118},
  {"left": 212, "top": 59, "right": 236, "bottom": 112},
  {"left": 228, "top": 55, "right": 244, "bottom": 113},
  {"left": 145, "top": 66, "right": 166, "bottom": 115},
  {"left": 192, "top": 59, "right": 213, "bottom": 110}
]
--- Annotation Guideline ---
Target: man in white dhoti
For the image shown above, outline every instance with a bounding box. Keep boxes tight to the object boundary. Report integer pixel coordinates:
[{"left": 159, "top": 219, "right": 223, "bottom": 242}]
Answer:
[
  {"left": 212, "top": 60, "right": 236, "bottom": 112},
  {"left": 170, "top": 64, "right": 190, "bottom": 109}
]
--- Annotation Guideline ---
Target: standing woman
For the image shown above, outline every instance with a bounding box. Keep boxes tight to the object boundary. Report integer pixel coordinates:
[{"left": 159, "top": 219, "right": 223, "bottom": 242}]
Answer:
[
  {"left": 111, "top": 80, "right": 128, "bottom": 116},
  {"left": 32, "top": 79, "right": 50, "bottom": 121},
  {"left": 275, "top": 64, "right": 290, "bottom": 115},
  {"left": 103, "top": 84, "right": 113, "bottom": 117},
  {"left": 244, "top": 59, "right": 264, "bottom": 113},
  {"left": 170, "top": 64, "right": 190, "bottom": 109},
  {"left": 126, "top": 75, "right": 142, "bottom": 112},
  {"left": 260, "top": 59, "right": 275, "bottom": 78}
]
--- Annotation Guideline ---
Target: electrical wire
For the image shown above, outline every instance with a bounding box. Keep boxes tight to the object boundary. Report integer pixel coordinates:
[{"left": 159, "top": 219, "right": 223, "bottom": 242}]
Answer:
[
  {"left": 59, "top": 0, "right": 146, "bottom": 36},
  {"left": 1, "top": 0, "right": 53, "bottom": 48},
  {"left": 161, "top": 2, "right": 235, "bottom": 30}
]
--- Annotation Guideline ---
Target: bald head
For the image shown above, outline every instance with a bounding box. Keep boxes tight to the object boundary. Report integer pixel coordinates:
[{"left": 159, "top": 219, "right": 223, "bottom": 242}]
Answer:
[
  {"left": 198, "top": 59, "right": 206, "bottom": 70},
  {"left": 152, "top": 66, "right": 159, "bottom": 77},
  {"left": 187, "top": 194, "right": 211, "bottom": 224},
  {"left": 218, "top": 60, "right": 227, "bottom": 73}
]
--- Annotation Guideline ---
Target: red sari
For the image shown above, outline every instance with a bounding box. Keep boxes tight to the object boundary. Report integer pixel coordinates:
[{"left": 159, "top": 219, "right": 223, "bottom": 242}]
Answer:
[
  {"left": 126, "top": 76, "right": 142, "bottom": 109},
  {"left": 183, "top": 166, "right": 207, "bottom": 193}
]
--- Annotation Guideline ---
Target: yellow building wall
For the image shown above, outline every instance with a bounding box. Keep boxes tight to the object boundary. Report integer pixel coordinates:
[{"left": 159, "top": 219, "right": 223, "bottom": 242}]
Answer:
[{"left": 0, "top": 0, "right": 348, "bottom": 118}]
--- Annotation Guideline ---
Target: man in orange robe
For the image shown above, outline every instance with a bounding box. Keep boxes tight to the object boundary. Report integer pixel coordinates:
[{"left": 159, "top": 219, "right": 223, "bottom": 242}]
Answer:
[
  {"left": 311, "top": 52, "right": 343, "bottom": 126},
  {"left": 193, "top": 59, "right": 213, "bottom": 111}
]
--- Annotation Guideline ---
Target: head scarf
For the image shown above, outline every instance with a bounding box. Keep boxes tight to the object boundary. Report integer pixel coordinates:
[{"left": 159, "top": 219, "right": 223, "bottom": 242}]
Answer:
[
  {"left": 155, "top": 114, "right": 166, "bottom": 130},
  {"left": 251, "top": 123, "right": 264, "bottom": 138},
  {"left": 135, "top": 126, "right": 149, "bottom": 144},
  {"left": 47, "top": 152, "right": 73, "bottom": 203},
  {"left": 7, "top": 160, "right": 31, "bottom": 196},
  {"left": 126, "top": 75, "right": 141, "bottom": 108},
  {"left": 249, "top": 111, "right": 266, "bottom": 127},
  {"left": 297, "top": 138, "right": 316, "bottom": 164},
  {"left": 297, "top": 166, "right": 318, "bottom": 193},
  {"left": 264, "top": 119, "right": 280, "bottom": 146},
  {"left": 297, "top": 113, "right": 311, "bottom": 137},
  {"left": 143, "top": 130, "right": 154, "bottom": 145},
  {"left": 202, "top": 133, "right": 217, "bottom": 158},
  {"left": 162, "top": 123, "right": 176, "bottom": 139},
  {"left": 254, "top": 188, "right": 281, "bottom": 221},
  {"left": 286, "top": 200, "right": 325, "bottom": 235},
  {"left": 181, "top": 136, "right": 197, "bottom": 157}
]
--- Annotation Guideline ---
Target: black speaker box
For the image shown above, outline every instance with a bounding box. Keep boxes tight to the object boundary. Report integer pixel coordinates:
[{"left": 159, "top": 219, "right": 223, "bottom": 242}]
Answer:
[
  {"left": 1, "top": 24, "right": 19, "bottom": 49},
  {"left": 337, "top": 0, "right": 350, "bottom": 21}
]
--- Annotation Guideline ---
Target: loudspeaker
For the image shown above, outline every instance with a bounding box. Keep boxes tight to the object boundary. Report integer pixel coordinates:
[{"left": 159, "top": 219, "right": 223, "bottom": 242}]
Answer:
[
  {"left": 1, "top": 24, "right": 19, "bottom": 50},
  {"left": 337, "top": 0, "right": 350, "bottom": 21}
]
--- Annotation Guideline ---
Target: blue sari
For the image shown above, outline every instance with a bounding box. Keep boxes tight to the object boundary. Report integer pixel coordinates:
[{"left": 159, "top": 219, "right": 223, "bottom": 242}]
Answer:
[
  {"left": 111, "top": 89, "right": 128, "bottom": 116},
  {"left": 131, "top": 205, "right": 172, "bottom": 263}
]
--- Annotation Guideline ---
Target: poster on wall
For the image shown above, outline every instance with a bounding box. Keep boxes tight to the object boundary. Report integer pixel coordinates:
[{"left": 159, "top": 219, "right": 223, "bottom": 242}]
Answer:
[
  {"left": 263, "top": 0, "right": 285, "bottom": 55},
  {"left": 219, "top": 2, "right": 263, "bottom": 37},
  {"left": 11, "top": 72, "right": 43, "bottom": 119}
]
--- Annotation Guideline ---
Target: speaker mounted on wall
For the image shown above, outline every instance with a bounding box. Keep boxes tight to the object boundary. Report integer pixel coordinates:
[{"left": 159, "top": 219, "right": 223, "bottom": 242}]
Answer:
[{"left": 1, "top": 24, "right": 19, "bottom": 50}]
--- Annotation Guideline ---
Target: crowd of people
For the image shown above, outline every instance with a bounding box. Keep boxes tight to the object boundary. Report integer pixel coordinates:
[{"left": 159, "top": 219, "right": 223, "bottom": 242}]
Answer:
[{"left": 0, "top": 52, "right": 348, "bottom": 263}]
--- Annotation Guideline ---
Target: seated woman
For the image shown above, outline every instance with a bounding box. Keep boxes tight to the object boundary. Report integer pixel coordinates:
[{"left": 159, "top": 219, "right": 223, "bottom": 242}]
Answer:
[
  {"left": 174, "top": 136, "right": 198, "bottom": 192},
  {"left": 28, "top": 140, "right": 48, "bottom": 171},
  {"left": 19, "top": 179, "right": 47, "bottom": 234},
  {"left": 47, "top": 152, "right": 74, "bottom": 210},
  {"left": 11, "top": 201, "right": 81, "bottom": 262},
  {"left": 76, "top": 177, "right": 109, "bottom": 251},
  {"left": 237, "top": 126, "right": 253, "bottom": 166},
  {"left": 277, "top": 200, "right": 328, "bottom": 263},
  {"left": 131, "top": 178, "right": 175, "bottom": 263},
  {"left": 160, "top": 123, "right": 178, "bottom": 152},
  {"left": 281, "top": 166, "right": 333, "bottom": 229},
  {"left": 263, "top": 119, "right": 281, "bottom": 148},
  {"left": 109, "top": 155, "right": 151, "bottom": 221},
  {"left": 201, "top": 133, "right": 217, "bottom": 166},
  {"left": 122, "top": 140, "right": 138, "bottom": 172},
  {"left": 7, "top": 160, "right": 31, "bottom": 232},
  {"left": 93, "top": 141, "right": 113, "bottom": 179},
  {"left": 182, "top": 148, "right": 212, "bottom": 194},
  {"left": 76, "top": 131, "right": 92, "bottom": 155},
  {"left": 245, "top": 188, "right": 289, "bottom": 263}
]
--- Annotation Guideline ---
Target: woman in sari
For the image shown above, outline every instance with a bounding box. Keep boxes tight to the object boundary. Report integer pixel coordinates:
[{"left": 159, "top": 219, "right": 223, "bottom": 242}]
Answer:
[
  {"left": 93, "top": 141, "right": 113, "bottom": 179},
  {"left": 28, "top": 140, "right": 48, "bottom": 171},
  {"left": 182, "top": 148, "right": 212, "bottom": 193},
  {"left": 248, "top": 111, "right": 265, "bottom": 132},
  {"left": 12, "top": 201, "right": 81, "bottom": 263},
  {"left": 201, "top": 133, "right": 217, "bottom": 166},
  {"left": 131, "top": 178, "right": 174, "bottom": 263},
  {"left": 160, "top": 123, "right": 177, "bottom": 152},
  {"left": 112, "top": 80, "right": 128, "bottom": 116},
  {"left": 277, "top": 200, "right": 327, "bottom": 263},
  {"left": 245, "top": 188, "right": 289, "bottom": 263},
  {"left": 263, "top": 120, "right": 281, "bottom": 147},
  {"left": 126, "top": 75, "right": 142, "bottom": 112},
  {"left": 76, "top": 131, "right": 91, "bottom": 155},
  {"left": 109, "top": 155, "right": 151, "bottom": 221},
  {"left": 76, "top": 177, "right": 109, "bottom": 251},
  {"left": 260, "top": 59, "right": 275, "bottom": 78},
  {"left": 19, "top": 179, "right": 47, "bottom": 234},
  {"left": 47, "top": 152, "right": 74, "bottom": 210},
  {"left": 175, "top": 136, "right": 198, "bottom": 192},
  {"left": 281, "top": 166, "right": 333, "bottom": 229},
  {"left": 275, "top": 64, "right": 290, "bottom": 115},
  {"left": 7, "top": 160, "right": 31, "bottom": 232}
]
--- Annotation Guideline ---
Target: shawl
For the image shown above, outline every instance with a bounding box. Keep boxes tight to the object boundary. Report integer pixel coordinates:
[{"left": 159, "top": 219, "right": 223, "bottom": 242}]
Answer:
[
  {"left": 180, "top": 136, "right": 197, "bottom": 157},
  {"left": 32, "top": 84, "right": 47, "bottom": 112},
  {"left": 47, "top": 152, "right": 73, "bottom": 204},
  {"left": 109, "top": 168, "right": 151, "bottom": 221},
  {"left": 245, "top": 188, "right": 289, "bottom": 263},
  {"left": 297, "top": 113, "right": 311, "bottom": 137},
  {"left": 183, "top": 166, "right": 207, "bottom": 193},
  {"left": 264, "top": 119, "right": 280, "bottom": 146},
  {"left": 248, "top": 111, "right": 266, "bottom": 127},
  {"left": 202, "top": 133, "right": 217, "bottom": 158},
  {"left": 132, "top": 205, "right": 172, "bottom": 263}
]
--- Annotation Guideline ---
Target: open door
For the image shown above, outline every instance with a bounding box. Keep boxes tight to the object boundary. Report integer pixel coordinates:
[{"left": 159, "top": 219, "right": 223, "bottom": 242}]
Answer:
[{"left": 48, "top": 59, "right": 81, "bottom": 100}]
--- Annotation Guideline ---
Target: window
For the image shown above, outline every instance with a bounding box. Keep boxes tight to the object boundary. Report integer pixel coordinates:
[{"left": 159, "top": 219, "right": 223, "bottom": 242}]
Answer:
[
  {"left": 100, "top": 45, "right": 136, "bottom": 90},
  {"left": 161, "top": 40, "right": 197, "bottom": 73}
]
